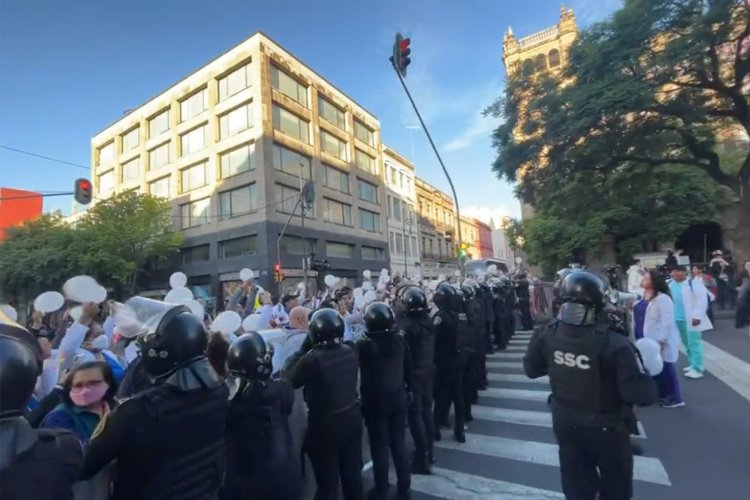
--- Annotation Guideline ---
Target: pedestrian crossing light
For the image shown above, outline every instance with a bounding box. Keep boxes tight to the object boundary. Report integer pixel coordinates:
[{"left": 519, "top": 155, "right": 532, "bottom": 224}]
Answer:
[
  {"left": 74, "top": 178, "right": 92, "bottom": 205},
  {"left": 273, "top": 263, "right": 285, "bottom": 283},
  {"left": 390, "top": 33, "right": 412, "bottom": 77}
]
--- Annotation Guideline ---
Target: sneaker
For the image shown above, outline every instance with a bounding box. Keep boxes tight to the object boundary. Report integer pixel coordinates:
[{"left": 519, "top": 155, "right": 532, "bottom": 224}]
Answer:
[
  {"left": 683, "top": 366, "right": 692, "bottom": 373},
  {"left": 684, "top": 368, "right": 704, "bottom": 379},
  {"left": 660, "top": 399, "right": 686, "bottom": 408}
]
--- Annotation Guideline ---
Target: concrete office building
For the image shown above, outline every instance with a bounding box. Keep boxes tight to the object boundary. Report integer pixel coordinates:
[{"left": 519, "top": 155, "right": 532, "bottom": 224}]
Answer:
[
  {"left": 382, "top": 146, "right": 421, "bottom": 279},
  {"left": 415, "top": 177, "right": 457, "bottom": 278},
  {"left": 90, "top": 33, "right": 388, "bottom": 301}
]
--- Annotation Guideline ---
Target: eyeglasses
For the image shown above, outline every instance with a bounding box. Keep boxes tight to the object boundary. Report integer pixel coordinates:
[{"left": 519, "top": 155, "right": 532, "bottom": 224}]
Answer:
[{"left": 71, "top": 380, "right": 105, "bottom": 390}]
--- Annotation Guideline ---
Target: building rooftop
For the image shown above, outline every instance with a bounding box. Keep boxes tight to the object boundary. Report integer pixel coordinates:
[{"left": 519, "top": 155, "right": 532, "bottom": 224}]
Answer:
[{"left": 518, "top": 25, "right": 560, "bottom": 49}]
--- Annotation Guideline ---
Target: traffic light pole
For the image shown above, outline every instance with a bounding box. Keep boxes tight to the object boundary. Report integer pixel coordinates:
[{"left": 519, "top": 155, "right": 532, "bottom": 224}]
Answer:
[
  {"left": 392, "top": 67, "right": 465, "bottom": 276},
  {"left": 276, "top": 194, "right": 304, "bottom": 296}
]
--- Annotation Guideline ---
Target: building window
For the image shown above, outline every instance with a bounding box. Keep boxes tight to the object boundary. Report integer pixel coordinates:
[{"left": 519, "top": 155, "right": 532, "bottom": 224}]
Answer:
[
  {"left": 275, "top": 184, "right": 311, "bottom": 215},
  {"left": 358, "top": 208, "right": 380, "bottom": 233},
  {"left": 323, "top": 164, "right": 350, "bottom": 194},
  {"left": 149, "top": 109, "right": 170, "bottom": 138},
  {"left": 326, "top": 241, "right": 354, "bottom": 259},
  {"left": 121, "top": 156, "right": 140, "bottom": 183},
  {"left": 121, "top": 127, "right": 139, "bottom": 152},
  {"left": 318, "top": 96, "right": 346, "bottom": 129},
  {"left": 219, "top": 62, "right": 252, "bottom": 101},
  {"left": 219, "top": 183, "right": 257, "bottom": 219},
  {"left": 181, "top": 244, "right": 210, "bottom": 264},
  {"left": 272, "top": 143, "right": 311, "bottom": 179},
  {"left": 323, "top": 197, "right": 352, "bottom": 226},
  {"left": 98, "top": 170, "right": 114, "bottom": 193},
  {"left": 280, "top": 236, "right": 309, "bottom": 255},
  {"left": 270, "top": 65, "right": 308, "bottom": 107},
  {"left": 411, "top": 236, "right": 418, "bottom": 257},
  {"left": 180, "top": 161, "right": 208, "bottom": 193},
  {"left": 357, "top": 178, "right": 378, "bottom": 204},
  {"left": 391, "top": 197, "right": 402, "bottom": 221},
  {"left": 180, "top": 89, "right": 208, "bottom": 122},
  {"left": 320, "top": 130, "right": 348, "bottom": 161},
  {"left": 548, "top": 49, "right": 561, "bottom": 68},
  {"left": 395, "top": 233, "right": 404, "bottom": 255},
  {"left": 181, "top": 124, "right": 208, "bottom": 156},
  {"left": 98, "top": 142, "right": 115, "bottom": 166},
  {"left": 354, "top": 120, "right": 374, "bottom": 147},
  {"left": 522, "top": 59, "right": 535, "bottom": 75},
  {"left": 149, "top": 176, "right": 170, "bottom": 198},
  {"left": 219, "top": 235, "right": 258, "bottom": 259},
  {"left": 389, "top": 231, "right": 396, "bottom": 250},
  {"left": 180, "top": 197, "right": 211, "bottom": 229},
  {"left": 220, "top": 142, "right": 254, "bottom": 178},
  {"left": 272, "top": 105, "right": 310, "bottom": 143},
  {"left": 354, "top": 149, "right": 376, "bottom": 174},
  {"left": 535, "top": 54, "right": 547, "bottom": 72},
  {"left": 389, "top": 166, "right": 397, "bottom": 186},
  {"left": 148, "top": 142, "right": 170, "bottom": 171},
  {"left": 362, "top": 246, "right": 384, "bottom": 260},
  {"left": 219, "top": 102, "right": 252, "bottom": 139}
]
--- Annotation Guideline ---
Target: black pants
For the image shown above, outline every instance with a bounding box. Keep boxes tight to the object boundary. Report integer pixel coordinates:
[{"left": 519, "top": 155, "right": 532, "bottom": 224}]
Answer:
[
  {"left": 434, "top": 360, "right": 465, "bottom": 434},
  {"left": 553, "top": 420, "right": 633, "bottom": 500},
  {"left": 519, "top": 299, "right": 534, "bottom": 330},
  {"left": 365, "top": 407, "right": 411, "bottom": 498},
  {"left": 305, "top": 410, "right": 363, "bottom": 500},
  {"left": 408, "top": 373, "right": 435, "bottom": 458},
  {"left": 462, "top": 350, "right": 480, "bottom": 415}
]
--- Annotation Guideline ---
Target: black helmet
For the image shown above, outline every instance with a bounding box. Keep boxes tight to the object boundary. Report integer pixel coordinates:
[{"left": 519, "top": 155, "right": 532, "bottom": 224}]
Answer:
[
  {"left": 364, "top": 302, "right": 396, "bottom": 335},
  {"left": 401, "top": 286, "right": 428, "bottom": 312},
  {"left": 309, "top": 308, "right": 345, "bottom": 344},
  {"left": 433, "top": 282, "right": 456, "bottom": 310},
  {"left": 140, "top": 305, "right": 209, "bottom": 379},
  {"left": 226, "top": 332, "right": 273, "bottom": 380},
  {"left": 560, "top": 270, "right": 607, "bottom": 313},
  {"left": 0, "top": 335, "right": 39, "bottom": 419},
  {"left": 461, "top": 284, "right": 475, "bottom": 300}
]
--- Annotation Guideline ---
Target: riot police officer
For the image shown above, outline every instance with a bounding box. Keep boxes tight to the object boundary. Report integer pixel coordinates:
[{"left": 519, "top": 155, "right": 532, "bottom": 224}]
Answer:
[
  {"left": 224, "top": 331, "right": 301, "bottom": 500},
  {"left": 478, "top": 283, "right": 495, "bottom": 354},
  {"left": 515, "top": 273, "right": 534, "bottom": 331},
  {"left": 285, "top": 308, "right": 363, "bottom": 500},
  {"left": 81, "top": 303, "right": 229, "bottom": 500},
  {"left": 460, "top": 284, "right": 482, "bottom": 420},
  {"left": 432, "top": 283, "right": 467, "bottom": 443},
  {"left": 0, "top": 328, "right": 82, "bottom": 500},
  {"left": 358, "top": 302, "right": 412, "bottom": 500},
  {"left": 523, "top": 270, "right": 657, "bottom": 500},
  {"left": 398, "top": 286, "right": 436, "bottom": 474}
]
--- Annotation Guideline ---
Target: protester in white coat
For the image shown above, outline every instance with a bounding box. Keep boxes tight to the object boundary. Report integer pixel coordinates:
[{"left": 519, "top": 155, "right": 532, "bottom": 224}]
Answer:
[
  {"left": 627, "top": 260, "right": 645, "bottom": 298},
  {"left": 669, "top": 266, "right": 712, "bottom": 379}
]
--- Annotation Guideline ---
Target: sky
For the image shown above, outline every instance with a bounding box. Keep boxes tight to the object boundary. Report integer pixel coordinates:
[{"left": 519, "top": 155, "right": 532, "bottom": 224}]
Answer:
[{"left": 0, "top": 0, "right": 622, "bottom": 224}]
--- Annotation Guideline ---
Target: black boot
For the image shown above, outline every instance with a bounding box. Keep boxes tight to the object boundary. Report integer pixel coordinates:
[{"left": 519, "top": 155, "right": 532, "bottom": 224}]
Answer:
[
  {"left": 433, "top": 428, "right": 441, "bottom": 441},
  {"left": 454, "top": 428, "right": 466, "bottom": 443},
  {"left": 411, "top": 452, "right": 433, "bottom": 475},
  {"left": 396, "top": 487, "right": 412, "bottom": 500}
]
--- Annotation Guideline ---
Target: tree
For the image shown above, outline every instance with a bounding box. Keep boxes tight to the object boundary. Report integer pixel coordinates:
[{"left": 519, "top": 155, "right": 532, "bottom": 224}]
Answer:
[
  {"left": 77, "top": 192, "right": 183, "bottom": 294},
  {"left": 0, "top": 214, "right": 80, "bottom": 303},
  {"left": 486, "top": 0, "right": 747, "bottom": 267}
]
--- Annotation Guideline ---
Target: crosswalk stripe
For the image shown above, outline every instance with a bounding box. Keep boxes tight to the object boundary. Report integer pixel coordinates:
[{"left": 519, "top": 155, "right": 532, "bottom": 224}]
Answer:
[
  {"left": 435, "top": 433, "right": 671, "bottom": 486},
  {"left": 516, "top": 330, "right": 535, "bottom": 334},
  {"left": 486, "top": 361, "right": 523, "bottom": 370},
  {"left": 396, "top": 466, "right": 565, "bottom": 499},
  {"left": 472, "top": 405, "right": 552, "bottom": 427},
  {"left": 488, "top": 352, "right": 525, "bottom": 360},
  {"left": 509, "top": 339, "right": 528, "bottom": 345},
  {"left": 482, "top": 387, "right": 550, "bottom": 402},
  {"left": 514, "top": 334, "right": 532, "bottom": 339},
  {"left": 504, "top": 346, "right": 527, "bottom": 352},
  {"left": 488, "top": 373, "right": 549, "bottom": 384}
]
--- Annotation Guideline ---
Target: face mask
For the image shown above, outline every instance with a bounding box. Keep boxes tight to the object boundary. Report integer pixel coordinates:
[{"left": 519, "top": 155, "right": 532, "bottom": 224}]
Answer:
[
  {"left": 90, "top": 335, "right": 110, "bottom": 351},
  {"left": 70, "top": 381, "right": 109, "bottom": 407}
]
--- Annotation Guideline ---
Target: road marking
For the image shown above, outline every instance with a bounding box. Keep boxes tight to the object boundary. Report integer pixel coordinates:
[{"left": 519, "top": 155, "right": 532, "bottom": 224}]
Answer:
[
  {"left": 395, "top": 466, "right": 565, "bottom": 499},
  {"left": 482, "top": 387, "right": 551, "bottom": 402},
  {"left": 504, "top": 346, "right": 527, "bottom": 352},
  {"left": 488, "top": 352, "right": 525, "bottom": 360},
  {"left": 682, "top": 339, "right": 750, "bottom": 403},
  {"left": 435, "top": 433, "right": 670, "bottom": 486},
  {"left": 509, "top": 339, "right": 529, "bottom": 345},
  {"left": 516, "top": 330, "right": 535, "bottom": 334},
  {"left": 514, "top": 334, "right": 532, "bottom": 339},
  {"left": 487, "top": 361, "right": 524, "bottom": 370},
  {"left": 488, "top": 373, "right": 549, "bottom": 384}
]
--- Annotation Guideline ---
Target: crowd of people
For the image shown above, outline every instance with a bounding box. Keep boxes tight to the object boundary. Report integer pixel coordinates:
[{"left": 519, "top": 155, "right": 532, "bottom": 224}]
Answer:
[{"left": 0, "top": 268, "right": 534, "bottom": 500}]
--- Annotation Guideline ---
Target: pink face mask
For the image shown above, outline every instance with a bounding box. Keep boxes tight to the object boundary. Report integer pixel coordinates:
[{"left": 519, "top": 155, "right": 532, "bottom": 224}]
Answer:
[{"left": 70, "top": 381, "right": 109, "bottom": 407}]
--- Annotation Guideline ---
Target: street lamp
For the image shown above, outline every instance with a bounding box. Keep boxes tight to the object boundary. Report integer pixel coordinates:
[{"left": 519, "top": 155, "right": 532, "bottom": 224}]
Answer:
[{"left": 403, "top": 217, "right": 413, "bottom": 278}]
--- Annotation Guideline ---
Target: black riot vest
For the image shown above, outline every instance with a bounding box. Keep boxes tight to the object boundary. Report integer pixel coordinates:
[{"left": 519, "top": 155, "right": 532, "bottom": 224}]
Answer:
[
  {"left": 545, "top": 321, "right": 625, "bottom": 428},
  {"left": 134, "top": 383, "right": 228, "bottom": 500},
  {"left": 303, "top": 344, "right": 359, "bottom": 419},
  {"left": 432, "top": 309, "right": 458, "bottom": 365},
  {"left": 399, "top": 313, "right": 435, "bottom": 378},
  {"left": 0, "top": 429, "right": 81, "bottom": 500},
  {"left": 358, "top": 334, "right": 408, "bottom": 416},
  {"left": 456, "top": 310, "right": 470, "bottom": 352}
]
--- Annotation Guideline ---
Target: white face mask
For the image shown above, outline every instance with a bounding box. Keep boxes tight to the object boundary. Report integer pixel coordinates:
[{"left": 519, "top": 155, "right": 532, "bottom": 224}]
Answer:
[{"left": 90, "top": 335, "right": 110, "bottom": 351}]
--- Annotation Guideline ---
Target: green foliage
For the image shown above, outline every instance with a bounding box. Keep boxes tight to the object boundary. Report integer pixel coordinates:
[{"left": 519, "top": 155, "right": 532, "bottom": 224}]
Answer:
[
  {"left": 485, "top": 0, "right": 748, "bottom": 268},
  {"left": 501, "top": 217, "right": 526, "bottom": 250},
  {"left": 0, "top": 192, "right": 181, "bottom": 302}
]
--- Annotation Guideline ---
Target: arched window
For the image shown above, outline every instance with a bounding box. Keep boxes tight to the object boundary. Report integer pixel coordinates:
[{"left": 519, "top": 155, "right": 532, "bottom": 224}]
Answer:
[
  {"left": 522, "top": 59, "right": 535, "bottom": 75},
  {"left": 549, "top": 49, "right": 561, "bottom": 68},
  {"left": 535, "top": 54, "right": 547, "bottom": 72}
]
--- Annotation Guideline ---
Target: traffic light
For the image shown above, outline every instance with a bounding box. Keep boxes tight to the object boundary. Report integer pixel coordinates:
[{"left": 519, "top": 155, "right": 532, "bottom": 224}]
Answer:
[
  {"left": 74, "top": 178, "right": 92, "bottom": 205},
  {"left": 273, "top": 263, "right": 285, "bottom": 283},
  {"left": 458, "top": 242, "right": 468, "bottom": 260},
  {"left": 390, "top": 33, "right": 412, "bottom": 77}
]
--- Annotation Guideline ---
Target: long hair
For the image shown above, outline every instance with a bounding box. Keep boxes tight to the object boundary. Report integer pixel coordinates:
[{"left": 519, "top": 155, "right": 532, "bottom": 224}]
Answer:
[
  {"left": 647, "top": 269, "right": 671, "bottom": 298},
  {"left": 61, "top": 360, "right": 118, "bottom": 406}
]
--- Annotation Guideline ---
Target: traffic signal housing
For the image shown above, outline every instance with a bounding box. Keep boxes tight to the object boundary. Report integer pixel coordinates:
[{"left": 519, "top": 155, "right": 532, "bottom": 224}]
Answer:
[
  {"left": 391, "top": 33, "right": 412, "bottom": 77},
  {"left": 273, "top": 263, "right": 285, "bottom": 283},
  {"left": 458, "top": 242, "right": 468, "bottom": 260},
  {"left": 74, "top": 178, "right": 92, "bottom": 205}
]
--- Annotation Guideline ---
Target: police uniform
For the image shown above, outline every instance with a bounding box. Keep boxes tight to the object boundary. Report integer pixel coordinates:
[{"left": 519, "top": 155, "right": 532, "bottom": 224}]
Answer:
[
  {"left": 523, "top": 271, "right": 657, "bottom": 500},
  {"left": 285, "top": 309, "right": 363, "bottom": 500},
  {"left": 515, "top": 275, "right": 534, "bottom": 331}
]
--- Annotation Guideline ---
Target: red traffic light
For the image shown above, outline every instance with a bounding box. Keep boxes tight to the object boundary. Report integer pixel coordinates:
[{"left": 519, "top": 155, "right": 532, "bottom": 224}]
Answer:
[
  {"left": 274, "top": 263, "right": 281, "bottom": 272},
  {"left": 400, "top": 38, "right": 411, "bottom": 51},
  {"left": 79, "top": 179, "right": 91, "bottom": 191},
  {"left": 74, "top": 178, "right": 93, "bottom": 205}
]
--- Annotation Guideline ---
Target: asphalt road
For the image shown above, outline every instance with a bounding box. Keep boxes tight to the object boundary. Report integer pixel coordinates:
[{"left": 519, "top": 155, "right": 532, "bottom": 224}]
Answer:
[{"left": 357, "top": 317, "right": 750, "bottom": 500}]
